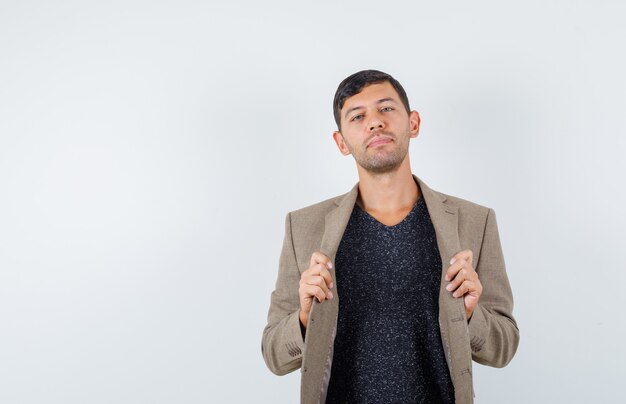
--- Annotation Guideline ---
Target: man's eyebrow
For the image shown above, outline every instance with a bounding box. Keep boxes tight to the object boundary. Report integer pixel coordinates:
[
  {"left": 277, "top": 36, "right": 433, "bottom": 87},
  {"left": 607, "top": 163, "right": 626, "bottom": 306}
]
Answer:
[
  {"left": 344, "top": 98, "right": 399, "bottom": 118},
  {"left": 376, "top": 97, "right": 397, "bottom": 105}
]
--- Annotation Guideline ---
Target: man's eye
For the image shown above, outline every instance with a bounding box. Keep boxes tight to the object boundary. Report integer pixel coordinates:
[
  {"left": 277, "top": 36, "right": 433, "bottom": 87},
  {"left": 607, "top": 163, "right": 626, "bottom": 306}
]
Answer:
[
  {"left": 351, "top": 114, "right": 363, "bottom": 121},
  {"left": 381, "top": 107, "right": 394, "bottom": 112}
]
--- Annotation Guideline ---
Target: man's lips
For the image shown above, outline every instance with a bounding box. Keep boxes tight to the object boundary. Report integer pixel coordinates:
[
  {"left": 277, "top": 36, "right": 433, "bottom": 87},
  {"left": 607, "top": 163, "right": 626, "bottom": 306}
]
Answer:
[{"left": 367, "top": 136, "right": 393, "bottom": 148}]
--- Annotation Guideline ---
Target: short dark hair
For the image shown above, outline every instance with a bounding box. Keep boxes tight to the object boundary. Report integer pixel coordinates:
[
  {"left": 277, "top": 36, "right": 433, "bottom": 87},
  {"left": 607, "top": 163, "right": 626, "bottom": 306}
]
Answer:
[{"left": 333, "top": 70, "right": 411, "bottom": 129}]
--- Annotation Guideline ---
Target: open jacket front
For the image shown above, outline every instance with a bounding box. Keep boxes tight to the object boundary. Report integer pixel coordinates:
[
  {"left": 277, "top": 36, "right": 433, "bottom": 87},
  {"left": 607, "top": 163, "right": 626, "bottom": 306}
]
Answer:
[{"left": 262, "top": 176, "right": 519, "bottom": 404}]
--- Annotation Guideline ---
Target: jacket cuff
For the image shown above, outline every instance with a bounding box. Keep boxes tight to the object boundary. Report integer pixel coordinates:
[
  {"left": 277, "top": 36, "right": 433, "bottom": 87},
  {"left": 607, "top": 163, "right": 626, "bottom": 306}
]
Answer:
[
  {"left": 282, "top": 311, "right": 305, "bottom": 360},
  {"left": 467, "top": 304, "right": 488, "bottom": 354}
]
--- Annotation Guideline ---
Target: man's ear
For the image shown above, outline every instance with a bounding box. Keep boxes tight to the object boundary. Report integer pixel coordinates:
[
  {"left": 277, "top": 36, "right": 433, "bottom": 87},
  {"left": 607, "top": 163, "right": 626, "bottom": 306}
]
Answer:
[
  {"left": 333, "top": 131, "right": 351, "bottom": 156},
  {"left": 409, "top": 110, "right": 421, "bottom": 138}
]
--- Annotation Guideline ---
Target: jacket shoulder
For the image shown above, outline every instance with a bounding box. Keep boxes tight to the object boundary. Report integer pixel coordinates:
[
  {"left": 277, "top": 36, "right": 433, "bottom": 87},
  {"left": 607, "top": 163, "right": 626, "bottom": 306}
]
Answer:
[
  {"left": 289, "top": 192, "right": 348, "bottom": 220},
  {"left": 428, "top": 188, "right": 494, "bottom": 232},
  {"left": 435, "top": 189, "right": 491, "bottom": 215},
  {"left": 417, "top": 176, "right": 492, "bottom": 218}
]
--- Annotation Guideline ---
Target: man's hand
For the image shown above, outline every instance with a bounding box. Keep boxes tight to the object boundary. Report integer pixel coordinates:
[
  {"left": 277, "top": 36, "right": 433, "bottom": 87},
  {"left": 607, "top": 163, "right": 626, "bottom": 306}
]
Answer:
[
  {"left": 299, "top": 252, "right": 334, "bottom": 328},
  {"left": 445, "top": 249, "right": 483, "bottom": 320}
]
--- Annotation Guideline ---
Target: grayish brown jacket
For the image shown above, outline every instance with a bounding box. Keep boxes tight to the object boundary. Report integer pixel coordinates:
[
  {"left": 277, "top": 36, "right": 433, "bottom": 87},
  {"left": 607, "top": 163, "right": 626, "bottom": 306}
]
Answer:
[{"left": 262, "top": 176, "right": 519, "bottom": 403}]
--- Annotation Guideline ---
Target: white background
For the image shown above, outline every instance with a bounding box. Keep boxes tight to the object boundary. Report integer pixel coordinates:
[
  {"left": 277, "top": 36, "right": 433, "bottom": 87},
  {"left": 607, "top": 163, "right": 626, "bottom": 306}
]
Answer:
[{"left": 1, "top": 1, "right": 625, "bottom": 403}]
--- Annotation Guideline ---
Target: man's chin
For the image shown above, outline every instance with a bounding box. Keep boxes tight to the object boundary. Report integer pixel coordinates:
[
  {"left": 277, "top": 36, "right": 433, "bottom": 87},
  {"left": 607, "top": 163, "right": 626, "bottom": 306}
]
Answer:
[{"left": 359, "top": 160, "right": 403, "bottom": 174}]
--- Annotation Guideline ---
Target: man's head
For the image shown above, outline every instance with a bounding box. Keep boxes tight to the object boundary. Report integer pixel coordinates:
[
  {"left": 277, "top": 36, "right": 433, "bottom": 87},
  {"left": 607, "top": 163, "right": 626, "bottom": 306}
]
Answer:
[
  {"left": 332, "top": 70, "right": 420, "bottom": 175},
  {"left": 333, "top": 70, "right": 411, "bottom": 131}
]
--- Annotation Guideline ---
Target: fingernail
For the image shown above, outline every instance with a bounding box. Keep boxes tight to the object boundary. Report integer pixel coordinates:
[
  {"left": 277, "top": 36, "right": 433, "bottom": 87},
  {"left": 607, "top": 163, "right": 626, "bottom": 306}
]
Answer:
[
  {"left": 327, "top": 292, "right": 334, "bottom": 300},
  {"left": 444, "top": 275, "right": 450, "bottom": 281},
  {"left": 329, "top": 282, "right": 334, "bottom": 289},
  {"left": 450, "top": 258, "right": 456, "bottom": 265},
  {"left": 327, "top": 262, "right": 333, "bottom": 269},
  {"left": 446, "top": 284, "right": 453, "bottom": 291}
]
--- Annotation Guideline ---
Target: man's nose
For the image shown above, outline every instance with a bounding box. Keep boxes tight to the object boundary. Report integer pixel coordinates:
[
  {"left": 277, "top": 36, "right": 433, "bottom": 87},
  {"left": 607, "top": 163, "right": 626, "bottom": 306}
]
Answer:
[{"left": 368, "top": 118, "right": 384, "bottom": 131}]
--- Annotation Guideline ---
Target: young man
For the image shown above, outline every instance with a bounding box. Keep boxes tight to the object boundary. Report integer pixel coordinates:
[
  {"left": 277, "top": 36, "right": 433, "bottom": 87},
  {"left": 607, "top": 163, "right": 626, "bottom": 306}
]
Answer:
[{"left": 262, "top": 70, "right": 519, "bottom": 404}]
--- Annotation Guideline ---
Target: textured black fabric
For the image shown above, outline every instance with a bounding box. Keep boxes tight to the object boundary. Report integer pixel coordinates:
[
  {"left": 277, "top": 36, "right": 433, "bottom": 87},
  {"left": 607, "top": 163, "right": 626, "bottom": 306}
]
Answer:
[{"left": 326, "top": 195, "right": 454, "bottom": 404}]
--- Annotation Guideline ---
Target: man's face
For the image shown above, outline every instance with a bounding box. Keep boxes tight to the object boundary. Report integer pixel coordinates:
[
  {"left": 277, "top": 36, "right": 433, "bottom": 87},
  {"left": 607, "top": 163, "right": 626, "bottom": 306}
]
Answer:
[{"left": 333, "top": 81, "right": 420, "bottom": 174}]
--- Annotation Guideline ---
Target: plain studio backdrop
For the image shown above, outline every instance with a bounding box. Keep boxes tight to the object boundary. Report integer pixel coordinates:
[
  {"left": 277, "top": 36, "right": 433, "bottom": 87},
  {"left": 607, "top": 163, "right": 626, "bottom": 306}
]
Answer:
[{"left": 1, "top": 1, "right": 624, "bottom": 403}]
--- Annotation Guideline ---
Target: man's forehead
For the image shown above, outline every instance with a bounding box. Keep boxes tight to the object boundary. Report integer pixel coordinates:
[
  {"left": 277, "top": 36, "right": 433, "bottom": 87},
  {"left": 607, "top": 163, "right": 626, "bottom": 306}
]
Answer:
[{"left": 342, "top": 82, "right": 401, "bottom": 110}]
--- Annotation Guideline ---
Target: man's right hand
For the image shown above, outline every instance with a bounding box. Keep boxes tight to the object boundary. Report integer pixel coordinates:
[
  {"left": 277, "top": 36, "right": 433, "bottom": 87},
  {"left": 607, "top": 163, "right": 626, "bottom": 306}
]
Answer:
[{"left": 299, "top": 251, "right": 334, "bottom": 328}]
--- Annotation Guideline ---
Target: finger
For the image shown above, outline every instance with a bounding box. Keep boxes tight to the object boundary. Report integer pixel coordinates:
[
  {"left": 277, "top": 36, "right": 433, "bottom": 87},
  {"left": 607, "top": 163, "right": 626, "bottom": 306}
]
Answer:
[
  {"left": 446, "top": 267, "right": 470, "bottom": 291},
  {"left": 451, "top": 280, "right": 475, "bottom": 298},
  {"left": 450, "top": 249, "right": 473, "bottom": 267},
  {"left": 301, "top": 284, "right": 330, "bottom": 303},
  {"left": 318, "top": 267, "right": 334, "bottom": 289},
  {"left": 304, "top": 263, "right": 334, "bottom": 289},
  {"left": 305, "top": 274, "right": 330, "bottom": 296},
  {"left": 304, "top": 263, "right": 329, "bottom": 277},
  {"left": 450, "top": 276, "right": 483, "bottom": 299},
  {"left": 301, "top": 284, "right": 326, "bottom": 303},
  {"left": 310, "top": 251, "right": 333, "bottom": 270},
  {"left": 445, "top": 258, "right": 468, "bottom": 281}
]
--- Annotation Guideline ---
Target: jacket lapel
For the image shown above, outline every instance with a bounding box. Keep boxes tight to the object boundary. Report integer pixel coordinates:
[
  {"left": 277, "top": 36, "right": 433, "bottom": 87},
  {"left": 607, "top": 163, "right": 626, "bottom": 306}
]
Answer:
[
  {"left": 415, "top": 175, "right": 461, "bottom": 273},
  {"left": 320, "top": 184, "right": 359, "bottom": 261},
  {"left": 416, "top": 175, "right": 472, "bottom": 397},
  {"left": 301, "top": 183, "right": 358, "bottom": 404}
]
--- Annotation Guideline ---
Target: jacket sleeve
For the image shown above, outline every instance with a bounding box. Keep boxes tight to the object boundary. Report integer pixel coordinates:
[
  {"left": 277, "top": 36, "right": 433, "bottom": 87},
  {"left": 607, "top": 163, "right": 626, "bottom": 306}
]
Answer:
[
  {"left": 261, "top": 212, "right": 305, "bottom": 375},
  {"left": 468, "top": 208, "right": 520, "bottom": 368}
]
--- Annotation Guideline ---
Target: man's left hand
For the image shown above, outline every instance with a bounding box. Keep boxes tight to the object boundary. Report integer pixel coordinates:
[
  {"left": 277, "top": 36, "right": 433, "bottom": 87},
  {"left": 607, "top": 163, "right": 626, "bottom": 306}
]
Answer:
[{"left": 445, "top": 249, "right": 482, "bottom": 320}]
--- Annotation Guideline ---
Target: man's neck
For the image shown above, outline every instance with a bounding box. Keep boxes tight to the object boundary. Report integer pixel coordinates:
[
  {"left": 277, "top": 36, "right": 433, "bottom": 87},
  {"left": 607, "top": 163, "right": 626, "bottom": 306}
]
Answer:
[{"left": 355, "top": 157, "right": 419, "bottom": 215}]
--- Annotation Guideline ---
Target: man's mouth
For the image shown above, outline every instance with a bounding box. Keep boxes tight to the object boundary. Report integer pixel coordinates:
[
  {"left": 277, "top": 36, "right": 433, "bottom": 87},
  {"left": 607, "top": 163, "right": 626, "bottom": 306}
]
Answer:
[{"left": 367, "top": 136, "right": 393, "bottom": 148}]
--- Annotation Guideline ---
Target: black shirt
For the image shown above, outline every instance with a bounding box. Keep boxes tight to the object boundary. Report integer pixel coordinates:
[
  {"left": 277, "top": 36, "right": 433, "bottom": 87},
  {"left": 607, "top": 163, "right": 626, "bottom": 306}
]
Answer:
[{"left": 326, "top": 195, "right": 454, "bottom": 404}]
